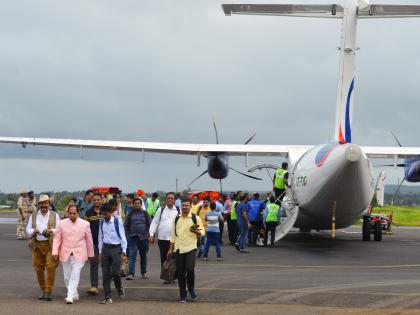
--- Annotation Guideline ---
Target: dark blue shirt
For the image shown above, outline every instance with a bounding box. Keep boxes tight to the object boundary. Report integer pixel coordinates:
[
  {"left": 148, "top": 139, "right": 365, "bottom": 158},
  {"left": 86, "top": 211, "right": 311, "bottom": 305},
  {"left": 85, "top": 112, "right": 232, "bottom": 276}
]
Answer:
[
  {"left": 236, "top": 202, "right": 250, "bottom": 226},
  {"left": 247, "top": 199, "right": 265, "bottom": 223},
  {"left": 124, "top": 210, "right": 151, "bottom": 240}
]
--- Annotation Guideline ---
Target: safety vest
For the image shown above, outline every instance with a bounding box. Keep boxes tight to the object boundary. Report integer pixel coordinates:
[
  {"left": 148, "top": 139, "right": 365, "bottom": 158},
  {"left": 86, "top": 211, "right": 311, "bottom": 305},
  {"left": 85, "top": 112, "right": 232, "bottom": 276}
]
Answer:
[
  {"left": 230, "top": 201, "right": 238, "bottom": 220},
  {"left": 274, "top": 169, "right": 288, "bottom": 189},
  {"left": 266, "top": 203, "right": 280, "bottom": 223},
  {"left": 146, "top": 198, "right": 160, "bottom": 217}
]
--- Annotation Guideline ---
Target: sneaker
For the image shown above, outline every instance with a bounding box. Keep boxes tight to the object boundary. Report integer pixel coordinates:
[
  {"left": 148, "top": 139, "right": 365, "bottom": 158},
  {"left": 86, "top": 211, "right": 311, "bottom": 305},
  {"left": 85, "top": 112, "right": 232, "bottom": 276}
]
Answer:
[
  {"left": 100, "top": 297, "right": 112, "bottom": 304},
  {"left": 179, "top": 296, "right": 187, "bottom": 303},
  {"left": 190, "top": 291, "right": 199, "bottom": 302},
  {"left": 141, "top": 274, "right": 149, "bottom": 279},
  {"left": 38, "top": 292, "right": 46, "bottom": 300},
  {"left": 240, "top": 249, "right": 250, "bottom": 253},
  {"left": 65, "top": 297, "right": 73, "bottom": 304},
  {"left": 234, "top": 243, "right": 240, "bottom": 251},
  {"left": 217, "top": 257, "right": 222, "bottom": 262},
  {"left": 163, "top": 279, "right": 172, "bottom": 285},
  {"left": 126, "top": 274, "right": 135, "bottom": 280},
  {"left": 87, "top": 287, "right": 98, "bottom": 295},
  {"left": 203, "top": 257, "right": 208, "bottom": 262},
  {"left": 45, "top": 293, "right": 52, "bottom": 301}
]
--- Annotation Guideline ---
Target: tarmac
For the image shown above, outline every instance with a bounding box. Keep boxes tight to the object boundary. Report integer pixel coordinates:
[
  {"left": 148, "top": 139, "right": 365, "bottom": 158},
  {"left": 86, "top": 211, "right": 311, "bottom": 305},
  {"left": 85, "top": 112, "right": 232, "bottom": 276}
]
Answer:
[{"left": 2, "top": 211, "right": 420, "bottom": 315}]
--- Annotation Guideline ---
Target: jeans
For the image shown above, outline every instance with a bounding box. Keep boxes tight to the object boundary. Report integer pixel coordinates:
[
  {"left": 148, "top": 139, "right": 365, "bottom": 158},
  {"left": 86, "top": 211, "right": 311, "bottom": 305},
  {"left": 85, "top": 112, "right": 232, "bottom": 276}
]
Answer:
[
  {"left": 236, "top": 223, "right": 248, "bottom": 250},
  {"left": 203, "top": 231, "right": 221, "bottom": 258},
  {"left": 101, "top": 245, "right": 123, "bottom": 299},
  {"left": 175, "top": 249, "right": 197, "bottom": 298},
  {"left": 128, "top": 236, "right": 149, "bottom": 275},
  {"left": 90, "top": 245, "right": 99, "bottom": 288},
  {"left": 198, "top": 235, "right": 206, "bottom": 254}
]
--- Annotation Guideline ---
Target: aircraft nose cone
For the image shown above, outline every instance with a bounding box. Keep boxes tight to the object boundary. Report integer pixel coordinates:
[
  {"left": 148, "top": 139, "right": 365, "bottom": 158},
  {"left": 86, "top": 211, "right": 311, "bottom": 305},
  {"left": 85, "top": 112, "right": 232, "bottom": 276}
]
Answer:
[{"left": 345, "top": 145, "right": 362, "bottom": 162}]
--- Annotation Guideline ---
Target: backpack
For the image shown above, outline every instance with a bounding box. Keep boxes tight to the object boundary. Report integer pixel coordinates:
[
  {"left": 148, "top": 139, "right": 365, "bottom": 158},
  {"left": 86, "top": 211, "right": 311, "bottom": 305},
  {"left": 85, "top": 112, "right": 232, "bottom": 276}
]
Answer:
[
  {"left": 174, "top": 213, "right": 197, "bottom": 237},
  {"left": 100, "top": 216, "right": 121, "bottom": 239}
]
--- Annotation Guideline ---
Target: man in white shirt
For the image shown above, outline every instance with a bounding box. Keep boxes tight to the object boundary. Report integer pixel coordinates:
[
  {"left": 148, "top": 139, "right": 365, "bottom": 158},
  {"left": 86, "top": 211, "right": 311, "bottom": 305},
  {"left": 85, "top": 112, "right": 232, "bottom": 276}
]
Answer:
[
  {"left": 98, "top": 203, "right": 128, "bottom": 304},
  {"left": 149, "top": 192, "right": 180, "bottom": 284},
  {"left": 26, "top": 194, "right": 60, "bottom": 301}
]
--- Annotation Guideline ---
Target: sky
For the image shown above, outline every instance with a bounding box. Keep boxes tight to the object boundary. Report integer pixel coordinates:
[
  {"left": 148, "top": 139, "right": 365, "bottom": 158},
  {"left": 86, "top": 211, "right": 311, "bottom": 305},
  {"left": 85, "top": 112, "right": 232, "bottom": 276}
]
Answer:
[{"left": 0, "top": 0, "right": 419, "bottom": 193}]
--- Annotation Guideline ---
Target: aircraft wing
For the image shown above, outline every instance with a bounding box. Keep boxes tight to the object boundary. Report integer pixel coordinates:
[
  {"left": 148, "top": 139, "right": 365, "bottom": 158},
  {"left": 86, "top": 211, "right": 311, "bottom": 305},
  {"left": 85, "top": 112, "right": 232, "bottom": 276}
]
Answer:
[
  {"left": 358, "top": 5, "right": 420, "bottom": 18},
  {"left": 0, "top": 136, "right": 312, "bottom": 157},
  {"left": 362, "top": 146, "right": 420, "bottom": 159},
  {"left": 222, "top": 4, "right": 343, "bottom": 18}
]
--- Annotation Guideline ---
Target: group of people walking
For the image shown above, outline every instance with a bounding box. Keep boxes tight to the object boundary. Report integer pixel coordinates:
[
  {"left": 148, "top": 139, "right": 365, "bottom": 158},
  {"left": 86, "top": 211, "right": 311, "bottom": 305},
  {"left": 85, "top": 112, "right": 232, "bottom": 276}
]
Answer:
[{"left": 19, "top": 163, "right": 289, "bottom": 305}]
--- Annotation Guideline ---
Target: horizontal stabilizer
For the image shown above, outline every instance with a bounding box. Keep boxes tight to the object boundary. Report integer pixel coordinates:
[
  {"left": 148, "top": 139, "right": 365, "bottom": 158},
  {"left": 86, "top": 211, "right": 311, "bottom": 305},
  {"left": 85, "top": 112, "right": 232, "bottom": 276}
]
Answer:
[
  {"left": 359, "top": 5, "right": 420, "bottom": 18},
  {"left": 222, "top": 4, "right": 343, "bottom": 18}
]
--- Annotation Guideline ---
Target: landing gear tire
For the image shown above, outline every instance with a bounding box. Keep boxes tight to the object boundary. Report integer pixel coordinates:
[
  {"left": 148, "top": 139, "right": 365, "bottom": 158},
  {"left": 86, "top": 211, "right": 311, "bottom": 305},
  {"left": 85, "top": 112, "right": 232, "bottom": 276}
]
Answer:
[
  {"left": 373, "top": 221, "right": 382, "bottom": 242},
  {"left": 362, "top": 217, "right": 370, "bottom": 242}
]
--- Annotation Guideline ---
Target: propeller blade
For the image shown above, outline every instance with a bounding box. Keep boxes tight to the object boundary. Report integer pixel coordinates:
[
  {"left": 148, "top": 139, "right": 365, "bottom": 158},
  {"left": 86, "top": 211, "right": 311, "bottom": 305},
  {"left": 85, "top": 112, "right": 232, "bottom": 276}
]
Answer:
[
  {"left": 219, "top": 179, "right": 223, "bottom": 194},
  {"left": 212, "top": 116, "right": 219, "bottom": 144},
  {"left": 187, "top": 170, "right": 208, "bottom": 188},
  {"left": 244, "top": 132, "right": 256, "bottom": 145},
  {"left": 373, "top": 164, "right": 406, "bottom": 168},
  {"left": 229, "top": 167, "right": 263, "bottom": 180},
  {"left": 390, "top": 131, "right": 403, "bottom": 147}
]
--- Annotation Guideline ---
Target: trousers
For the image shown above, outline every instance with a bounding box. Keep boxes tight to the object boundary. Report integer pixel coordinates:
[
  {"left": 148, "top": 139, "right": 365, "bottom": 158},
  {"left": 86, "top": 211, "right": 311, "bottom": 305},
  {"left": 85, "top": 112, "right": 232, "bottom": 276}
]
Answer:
[
  {"left": 62, "top": 255, "right": 85, "bottom": 299},
  {"left": 264, "top": 222, "right": 278, "bottom": 246},
  {"left": 32, "top": 241, "right": 58, "bottom": 293},
  {"left": 128, "top": 236, "right": 149, "bottom": 275},
  {"left": 89, "top": 245, "right": 99, "bottom": 288},
  {"left": 175, "top": 249, "right": 197, "bottom": 298},
  {"left": 102, "top": 245, "right": 123, "bottom": 299}
]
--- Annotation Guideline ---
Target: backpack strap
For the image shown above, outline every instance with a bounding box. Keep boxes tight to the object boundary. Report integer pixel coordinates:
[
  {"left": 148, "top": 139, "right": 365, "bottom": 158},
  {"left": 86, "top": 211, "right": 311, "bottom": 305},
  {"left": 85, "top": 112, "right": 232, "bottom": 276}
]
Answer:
[
  {"left": 113, "top": 216, "right": 121, "bottom": 239},
  {"left": 197, "top": 206, "right": 202, "bottom": 216},
  {"left": 174, "top": 215, "right": 181, "bottom": 237},
  {"left": 191, "top": 213, "right": 197, "bottom": 225}
]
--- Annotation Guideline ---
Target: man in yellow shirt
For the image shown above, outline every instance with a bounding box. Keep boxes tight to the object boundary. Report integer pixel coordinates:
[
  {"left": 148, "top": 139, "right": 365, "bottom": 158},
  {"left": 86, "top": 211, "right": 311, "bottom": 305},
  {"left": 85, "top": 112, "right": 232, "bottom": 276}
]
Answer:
[
  {"left": 168, "top": 197, "right": 204, "bottom": 303},
  {"left": 190, "top": 195, "right": 200, "bottom": 215}
]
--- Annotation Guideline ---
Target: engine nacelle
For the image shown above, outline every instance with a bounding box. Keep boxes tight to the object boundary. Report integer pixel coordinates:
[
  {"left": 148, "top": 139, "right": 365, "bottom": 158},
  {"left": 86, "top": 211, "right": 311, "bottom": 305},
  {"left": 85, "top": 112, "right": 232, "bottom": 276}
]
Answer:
[
  {"left": 405, "top": 159, "right": 420, "bottom": 182},
  {"left": 207, "top": 153, "right": 229, "bottom": 179}
]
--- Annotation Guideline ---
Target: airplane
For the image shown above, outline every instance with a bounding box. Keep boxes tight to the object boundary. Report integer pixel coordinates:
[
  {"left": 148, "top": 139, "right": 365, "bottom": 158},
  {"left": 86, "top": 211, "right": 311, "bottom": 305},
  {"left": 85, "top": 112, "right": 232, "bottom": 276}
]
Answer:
[{"left": 1, "top": 0, "right": 420, "bottom": 242}]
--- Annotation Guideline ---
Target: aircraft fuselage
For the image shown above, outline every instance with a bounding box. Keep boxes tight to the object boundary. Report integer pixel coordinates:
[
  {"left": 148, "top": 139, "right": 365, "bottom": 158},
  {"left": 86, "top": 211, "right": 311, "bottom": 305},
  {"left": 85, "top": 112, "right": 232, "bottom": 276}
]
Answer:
[{"left": 290, "top": 143, "right": 374, "bottom": 230}]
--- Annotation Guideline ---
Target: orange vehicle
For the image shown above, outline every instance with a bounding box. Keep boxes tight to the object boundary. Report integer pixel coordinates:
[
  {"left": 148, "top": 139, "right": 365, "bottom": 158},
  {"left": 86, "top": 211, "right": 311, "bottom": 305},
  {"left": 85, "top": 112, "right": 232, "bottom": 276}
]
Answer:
[
  {"left": 90, "top": 186, "right": 121, "bottom": 195},
  {"left": 188, "top": 191, "right": 226, "bottom": 202}
]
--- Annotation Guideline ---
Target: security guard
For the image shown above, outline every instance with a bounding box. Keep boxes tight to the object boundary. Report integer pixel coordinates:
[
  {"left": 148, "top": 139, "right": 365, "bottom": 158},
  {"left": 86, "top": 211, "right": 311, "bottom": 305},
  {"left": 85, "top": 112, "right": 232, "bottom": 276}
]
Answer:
[
  {"left": 146, "top": 192, "right": 160, "bottom": 218},
  {"left": 273, "top": 162, "right": 290, "bottom": 201},
  {"left": 17, "top": 190, "right": 29, "bottom": 240},
  {"left": 263, "top": 196, "right": 281, "bottom": 247}
]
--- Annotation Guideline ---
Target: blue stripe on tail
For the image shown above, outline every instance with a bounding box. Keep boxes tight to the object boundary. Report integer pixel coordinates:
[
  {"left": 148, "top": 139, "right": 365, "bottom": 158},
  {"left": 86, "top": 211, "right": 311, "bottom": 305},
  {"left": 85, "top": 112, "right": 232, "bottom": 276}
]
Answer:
[{"left": 345, "top": 79, "right": 354, "bottom": 143}]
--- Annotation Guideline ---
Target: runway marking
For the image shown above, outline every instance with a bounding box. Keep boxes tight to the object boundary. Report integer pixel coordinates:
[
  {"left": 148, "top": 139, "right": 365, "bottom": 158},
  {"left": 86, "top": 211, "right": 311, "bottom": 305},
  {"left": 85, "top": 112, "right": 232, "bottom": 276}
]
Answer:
[{"left": 1, "top": 259, "right": 420, "bottom": 269}]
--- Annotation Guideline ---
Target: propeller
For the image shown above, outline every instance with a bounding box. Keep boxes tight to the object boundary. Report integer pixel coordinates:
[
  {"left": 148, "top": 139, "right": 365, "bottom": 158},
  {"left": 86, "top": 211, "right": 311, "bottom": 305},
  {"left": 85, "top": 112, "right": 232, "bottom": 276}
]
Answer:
[
  {"left": 390, "top": 131, "right": 403, "bottom": 147},
  {"left": 391, "top": 177, "right": 405, "bottom": 206},
  {"left": 186, "top": 118, "right": 261, "bottom": 192},
  {"left": 187, "top": 170, "right": 208, "bottom": 189},
  {"left": 229, "top": 167, "right": 263, "bottom": 180},
  {"left": 374, "top": 163, "right": 406, "bottom": 168}
]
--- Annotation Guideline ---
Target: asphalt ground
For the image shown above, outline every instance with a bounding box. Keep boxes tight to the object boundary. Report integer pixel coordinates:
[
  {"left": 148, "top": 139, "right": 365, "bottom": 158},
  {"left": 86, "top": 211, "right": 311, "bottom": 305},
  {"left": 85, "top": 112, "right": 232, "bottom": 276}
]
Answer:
[{"left": 2, "top": 212, "right": 420, "bottom": 314}]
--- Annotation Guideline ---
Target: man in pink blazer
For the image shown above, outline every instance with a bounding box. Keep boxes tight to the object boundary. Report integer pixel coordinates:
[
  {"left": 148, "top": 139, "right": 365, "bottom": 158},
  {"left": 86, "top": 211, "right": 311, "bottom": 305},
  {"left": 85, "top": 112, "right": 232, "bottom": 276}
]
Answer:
[{"left": 53, "top": 204, "right": 94, "bottom": 304}]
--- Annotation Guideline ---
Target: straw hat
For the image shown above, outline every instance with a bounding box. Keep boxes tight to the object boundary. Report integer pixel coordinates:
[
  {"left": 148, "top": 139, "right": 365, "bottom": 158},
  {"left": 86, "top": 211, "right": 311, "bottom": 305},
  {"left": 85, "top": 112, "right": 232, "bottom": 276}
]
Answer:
[{"left": 38, "top": 195, "right": 51, "bottom": 203}]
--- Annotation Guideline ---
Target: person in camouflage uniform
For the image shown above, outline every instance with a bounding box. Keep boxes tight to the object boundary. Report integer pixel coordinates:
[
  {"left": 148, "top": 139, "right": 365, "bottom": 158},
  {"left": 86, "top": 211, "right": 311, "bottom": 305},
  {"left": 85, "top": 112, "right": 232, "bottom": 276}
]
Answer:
[{"left": 17, "top": 190, "right": 29, "bottom": 240}]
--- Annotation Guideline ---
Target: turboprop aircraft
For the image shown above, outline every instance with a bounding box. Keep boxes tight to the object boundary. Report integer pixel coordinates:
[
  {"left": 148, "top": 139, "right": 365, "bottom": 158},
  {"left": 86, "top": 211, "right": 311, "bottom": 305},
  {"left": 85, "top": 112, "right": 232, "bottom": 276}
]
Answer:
[{"left": 1, "top": 0, "right": 420, "bottom": 241}]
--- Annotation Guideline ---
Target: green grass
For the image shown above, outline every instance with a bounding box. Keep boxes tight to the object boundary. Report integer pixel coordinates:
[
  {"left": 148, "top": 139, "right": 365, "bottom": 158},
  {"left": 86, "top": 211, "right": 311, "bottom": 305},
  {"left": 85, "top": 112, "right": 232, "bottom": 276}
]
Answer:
[{"left": 372, "top": 206, "right": 420, "bottom": 227}]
